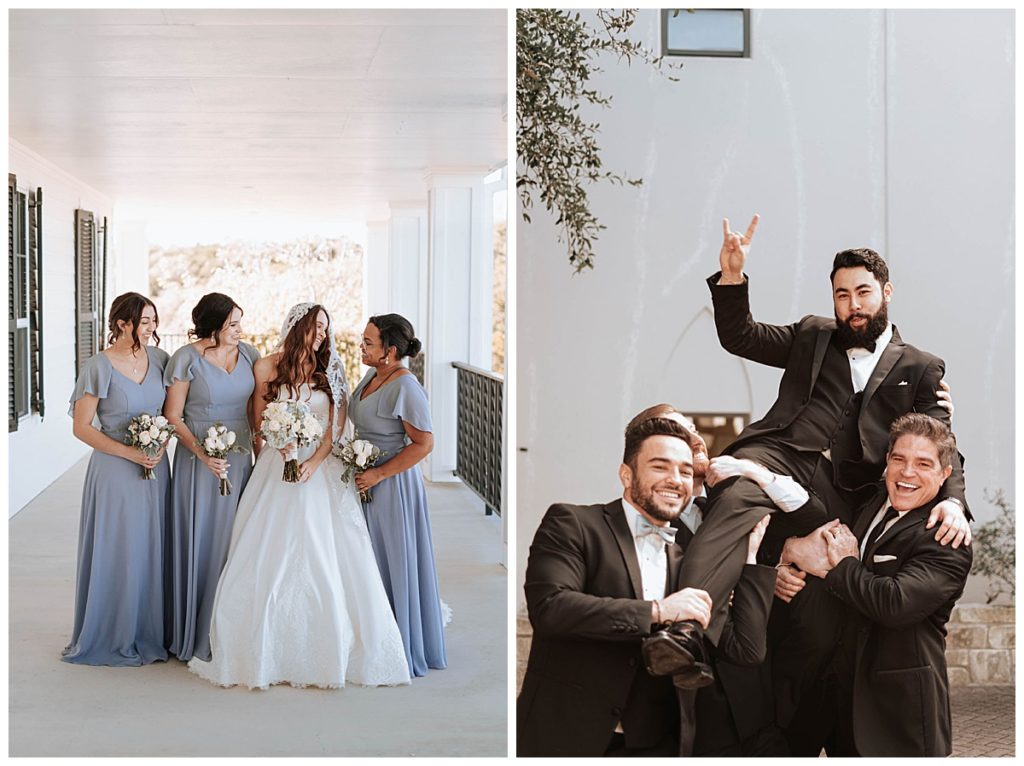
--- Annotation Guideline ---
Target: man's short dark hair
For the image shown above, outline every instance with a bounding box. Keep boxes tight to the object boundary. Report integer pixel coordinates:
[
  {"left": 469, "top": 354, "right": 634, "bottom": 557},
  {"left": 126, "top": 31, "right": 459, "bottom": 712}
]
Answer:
[
  {"left": 622, "top": 415, "right": 692, "bottom": 470},
  {"left": 830, "top": 248, "right": 890, "bottom": 287},
  {"left": 887, "top": 413, "right": 957, "bottom": 468}
]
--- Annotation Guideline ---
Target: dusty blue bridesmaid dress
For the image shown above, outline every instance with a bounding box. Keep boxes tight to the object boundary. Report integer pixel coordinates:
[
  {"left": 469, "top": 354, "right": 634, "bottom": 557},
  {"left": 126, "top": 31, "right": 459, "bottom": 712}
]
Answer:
[
  {"left": 349, "top": 370, "right": 448, "bottom": 677},
  {"left": 165, "top": 341, "right": 259, "bottom": 661},
  {"left": 63, "top": 345, "right": 172, "bottom": 666}
]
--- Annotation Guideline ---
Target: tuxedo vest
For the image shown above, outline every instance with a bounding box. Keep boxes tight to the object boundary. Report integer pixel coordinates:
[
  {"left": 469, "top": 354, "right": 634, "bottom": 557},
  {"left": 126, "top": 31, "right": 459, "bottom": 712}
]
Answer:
[{"left": 771, "top": 340, "right": 865, "bottom": 488}]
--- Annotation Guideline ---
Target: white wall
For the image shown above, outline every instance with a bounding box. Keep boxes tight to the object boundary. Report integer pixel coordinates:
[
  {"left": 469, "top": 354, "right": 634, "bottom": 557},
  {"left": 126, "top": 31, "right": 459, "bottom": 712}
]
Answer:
[
  {"left": 8, "top": 140, "right": 116, "bottom": 516},
  {"left": 516, "top": 9, "right": 1014, "bottom": 606}
]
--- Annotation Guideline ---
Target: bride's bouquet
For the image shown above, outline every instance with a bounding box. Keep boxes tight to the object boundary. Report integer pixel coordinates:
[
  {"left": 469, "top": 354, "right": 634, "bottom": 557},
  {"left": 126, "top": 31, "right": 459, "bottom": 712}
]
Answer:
[
  {"left": 199, "top": 423, "right": 249, "bottom": 496},
  {"left": 260, "top": 400, "right": 324, "bottom": 483},
  {"left": 125, "top": 413, "right": 175, "bottom": 479},
  {"left": 333, "top": 431, "right": 387, "bottom": 502}
]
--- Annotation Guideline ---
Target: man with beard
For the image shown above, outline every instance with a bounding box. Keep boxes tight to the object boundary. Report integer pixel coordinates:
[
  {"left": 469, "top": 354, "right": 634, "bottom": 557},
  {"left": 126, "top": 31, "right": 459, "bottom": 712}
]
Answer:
[
  {"left": 518, "top": 412, "right": 781, "bottom": 757},
  {"left": 665, "top": 216, "right": 970, "bottom": 712}
]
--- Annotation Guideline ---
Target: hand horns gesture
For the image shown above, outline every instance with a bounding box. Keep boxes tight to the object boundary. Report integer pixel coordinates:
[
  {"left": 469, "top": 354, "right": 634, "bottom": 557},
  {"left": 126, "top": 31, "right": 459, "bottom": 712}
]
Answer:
[{"left": 719, "top": 213, "right": 760, "bottom": 284}]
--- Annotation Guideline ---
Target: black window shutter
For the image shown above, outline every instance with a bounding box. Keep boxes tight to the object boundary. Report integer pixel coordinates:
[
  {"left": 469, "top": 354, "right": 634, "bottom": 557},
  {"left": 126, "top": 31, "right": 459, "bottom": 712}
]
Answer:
[
  {"left": 75, "top": 208, "right": 98, "bottom": 377},
  {"left": 29, "top": 187, "right": 43, "bottom": 417},
  {"left": 8, "top": 174, "right": 17, "bottom": 432}
]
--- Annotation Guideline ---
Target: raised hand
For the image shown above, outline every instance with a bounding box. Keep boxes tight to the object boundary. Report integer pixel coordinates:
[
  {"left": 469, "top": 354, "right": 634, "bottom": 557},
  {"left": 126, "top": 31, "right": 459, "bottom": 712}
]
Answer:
[{"left": 718, "top": 213, "right": 759, "bottom": 284}]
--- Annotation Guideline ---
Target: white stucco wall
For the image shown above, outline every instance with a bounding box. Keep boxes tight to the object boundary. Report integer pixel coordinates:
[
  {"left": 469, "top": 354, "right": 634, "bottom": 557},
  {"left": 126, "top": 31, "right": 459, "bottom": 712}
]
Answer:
[
  {"left": 516, "top": 9, "right": 1014, "bottom": 606},
  {"left": 8, "top": 140, "right": 117, "bottom": 516}
]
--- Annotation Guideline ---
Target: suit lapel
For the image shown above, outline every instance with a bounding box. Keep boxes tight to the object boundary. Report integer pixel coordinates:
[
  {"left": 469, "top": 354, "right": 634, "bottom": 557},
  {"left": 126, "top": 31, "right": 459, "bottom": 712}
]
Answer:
[
  {"left": 605, "top": 500, "right": 644, "bottom": 599},
  {"left": 860, "top": 326, "right": 906, "bottom": 411},
  {"left": 853, "top": 489, "right": 889, "bottom": 540},
  {"left": 809, "top": 324, "right": 834, "bottom": 396},
  {"left": 864, "top": 496, "right": 941, "bottom": 564}
]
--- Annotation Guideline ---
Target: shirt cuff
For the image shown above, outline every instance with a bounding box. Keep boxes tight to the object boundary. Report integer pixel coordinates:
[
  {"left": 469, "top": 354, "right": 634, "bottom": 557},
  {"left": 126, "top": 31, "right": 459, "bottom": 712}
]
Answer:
[{"left": 763, "top": 475, "right": 810, "bottom": 513}]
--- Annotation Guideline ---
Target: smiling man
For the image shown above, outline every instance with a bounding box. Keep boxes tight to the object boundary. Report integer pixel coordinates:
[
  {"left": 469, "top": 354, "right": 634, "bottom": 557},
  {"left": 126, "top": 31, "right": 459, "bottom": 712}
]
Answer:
[
  {"left": 796, "top": 413, "right": 972, "bottom": 756},
  {"left": 517, "top": 410, "right": 778, "bottom": 757}
]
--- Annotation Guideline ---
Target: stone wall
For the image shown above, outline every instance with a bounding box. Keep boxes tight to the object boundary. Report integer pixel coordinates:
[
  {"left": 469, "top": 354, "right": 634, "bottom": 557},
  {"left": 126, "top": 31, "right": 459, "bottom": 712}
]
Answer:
[
  {"left": 516, "top": 603, "right": 1015, "bottom": 693},
  {"left": 946, "top": 603, "right": 1015, "bottom": 686}
]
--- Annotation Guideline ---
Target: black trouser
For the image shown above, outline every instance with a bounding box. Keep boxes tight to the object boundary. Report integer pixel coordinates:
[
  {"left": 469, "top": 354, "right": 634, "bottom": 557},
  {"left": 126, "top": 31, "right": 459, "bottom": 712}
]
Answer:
[
  {"left": 783, "top": 671, "right": 858, "bottom": 756},
  {"left": 677, "top": 441, "right": 860, "bottom": 644}
]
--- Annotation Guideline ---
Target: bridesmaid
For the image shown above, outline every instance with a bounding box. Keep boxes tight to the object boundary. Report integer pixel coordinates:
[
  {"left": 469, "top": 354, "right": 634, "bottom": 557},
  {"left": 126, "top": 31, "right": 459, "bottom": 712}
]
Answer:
[
  {"left": 65, "top": 292, "right": 171, "bottom": 666},
  {"left": 350, "top": 313, "right": 448, "bottom": 677},
  {"left": 163, "top": 293, "right": 260, "bottom": 662}
]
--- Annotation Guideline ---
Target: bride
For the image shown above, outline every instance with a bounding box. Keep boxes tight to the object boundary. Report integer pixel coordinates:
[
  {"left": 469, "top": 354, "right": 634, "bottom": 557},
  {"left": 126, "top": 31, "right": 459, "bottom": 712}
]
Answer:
[{"left": 188, "top": 303, "right": 410, "bottom": 689}]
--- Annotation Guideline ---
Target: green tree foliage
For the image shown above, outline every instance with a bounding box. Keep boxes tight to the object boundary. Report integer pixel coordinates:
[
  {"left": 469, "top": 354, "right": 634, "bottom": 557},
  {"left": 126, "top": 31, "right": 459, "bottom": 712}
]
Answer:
[
  {"left": 972, "top": 490, "right": 1015, "bottom": 604},
  {"left": 516, "top": 9, "right": 679, "bottom": 272}
]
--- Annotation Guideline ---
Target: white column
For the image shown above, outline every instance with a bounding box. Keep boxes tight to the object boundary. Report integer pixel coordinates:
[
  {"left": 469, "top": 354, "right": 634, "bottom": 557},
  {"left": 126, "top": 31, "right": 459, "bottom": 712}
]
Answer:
[
  {"left": 387, "top": 202, "right": 427, "bottom": 333},
  {"left": 364, "top": 219, "right": 389, "bottom": 321},
  {"left": 423, "top": 169, "right": 488, "bottom": 482}
]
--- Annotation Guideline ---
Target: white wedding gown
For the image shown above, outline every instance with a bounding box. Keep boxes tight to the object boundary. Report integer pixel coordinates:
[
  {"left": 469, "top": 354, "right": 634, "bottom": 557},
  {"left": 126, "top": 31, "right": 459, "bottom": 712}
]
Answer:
[{"left": 188, "top": 387, "right": 411, "bottom": 689}]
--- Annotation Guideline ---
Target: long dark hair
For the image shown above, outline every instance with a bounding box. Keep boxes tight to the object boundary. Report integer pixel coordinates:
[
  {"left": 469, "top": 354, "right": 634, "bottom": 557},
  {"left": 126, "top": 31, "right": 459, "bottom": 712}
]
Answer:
[
  {"left": 189, "top": 292, "right": 242, "bottom": 353},
  {"left": 266, "top": 305, "right": 333, "bottom": 403},
  {"left": 369, "top": 313, "right": 422, "bottom": 360},
  {"left": 106, "top": 292, "right": 160, "bottom": 352}
]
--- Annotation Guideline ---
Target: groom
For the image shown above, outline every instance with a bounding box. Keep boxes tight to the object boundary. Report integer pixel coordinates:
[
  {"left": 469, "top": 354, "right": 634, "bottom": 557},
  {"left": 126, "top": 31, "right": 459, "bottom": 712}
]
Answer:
[{"left": 672, "top": 214, "right": 971, "bottom": 730}]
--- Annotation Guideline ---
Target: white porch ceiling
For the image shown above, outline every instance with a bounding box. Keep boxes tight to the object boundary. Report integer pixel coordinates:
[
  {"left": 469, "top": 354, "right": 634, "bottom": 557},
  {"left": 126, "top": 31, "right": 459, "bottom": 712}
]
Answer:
[{"left": 9, "top": 9, "right": 508, "bottom": 232}]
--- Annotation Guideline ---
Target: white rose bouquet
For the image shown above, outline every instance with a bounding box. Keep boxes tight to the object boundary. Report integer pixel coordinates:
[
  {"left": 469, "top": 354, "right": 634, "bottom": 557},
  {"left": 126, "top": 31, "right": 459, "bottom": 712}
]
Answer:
[
  {"left": 125, "top": 413, "right": 175, "bottom": 479},
  {"left": 333, "top": 430, "right": 387, "bottom": 502},
  {"left": 199, "top": 422, "right": 249, "bottom": 496},
  {"left": 260, "top": 400, "right": 324, "bottom": 483}
]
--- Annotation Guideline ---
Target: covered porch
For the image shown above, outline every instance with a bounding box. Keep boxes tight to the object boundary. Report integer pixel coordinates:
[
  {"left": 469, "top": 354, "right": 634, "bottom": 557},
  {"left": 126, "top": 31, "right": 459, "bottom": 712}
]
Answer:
[{"left": 10, "top": 455, "right": 506, "bottom": 756}]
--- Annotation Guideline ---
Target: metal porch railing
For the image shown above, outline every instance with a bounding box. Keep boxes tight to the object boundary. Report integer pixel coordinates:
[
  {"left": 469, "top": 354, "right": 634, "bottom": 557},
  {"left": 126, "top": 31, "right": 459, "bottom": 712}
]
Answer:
[{"left": 451, "top": 361, "right": 503, "bottom": 516}]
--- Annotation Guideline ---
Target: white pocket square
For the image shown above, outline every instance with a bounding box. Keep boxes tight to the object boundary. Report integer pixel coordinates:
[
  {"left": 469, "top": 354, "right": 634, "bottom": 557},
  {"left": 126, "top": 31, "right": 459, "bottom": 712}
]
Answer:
[
  {"left": 897, "top": 380, "right": 909, "bottom": 386},
  {"left": 872, "top": 554, "right": 898, "bottom": 563}
]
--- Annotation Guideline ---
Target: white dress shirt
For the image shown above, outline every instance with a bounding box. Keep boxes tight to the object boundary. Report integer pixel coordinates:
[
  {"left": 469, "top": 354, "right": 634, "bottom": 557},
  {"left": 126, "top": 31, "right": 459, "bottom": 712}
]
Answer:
[
  {"left": 621, "top": 498, "right": 669, "bottom": 601},
  {"left": 846, "top": 322, "right": 893, "bottom": 393}
]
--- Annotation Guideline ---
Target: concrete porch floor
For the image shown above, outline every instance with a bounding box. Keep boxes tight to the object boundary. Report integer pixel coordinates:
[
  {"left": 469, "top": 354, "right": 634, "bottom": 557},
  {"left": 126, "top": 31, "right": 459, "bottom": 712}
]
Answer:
[{"left": 9, "top": 456, "right": 507, "bottom": 757}]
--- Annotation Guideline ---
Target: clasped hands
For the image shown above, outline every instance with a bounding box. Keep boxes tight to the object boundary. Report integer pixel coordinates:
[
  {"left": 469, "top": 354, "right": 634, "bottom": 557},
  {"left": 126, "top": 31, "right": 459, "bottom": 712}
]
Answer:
[{"left": 774, "top": 500, "right": 971, "bottom": 602}]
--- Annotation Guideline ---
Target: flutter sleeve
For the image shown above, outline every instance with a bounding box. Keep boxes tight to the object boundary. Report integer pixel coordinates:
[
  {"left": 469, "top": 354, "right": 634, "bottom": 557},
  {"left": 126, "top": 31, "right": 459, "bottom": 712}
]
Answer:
[
  {"left": 67, "top": 355, "right": 112, "bottom": 416},
  {"left": 163, "top": 345, "right": 194, "bottom": 386},
  {"left": 237, "top": 341, "right": 262, "bottom": 367},
  {"left": 378, "top": 375, "right": 433, "bottom": 433}
]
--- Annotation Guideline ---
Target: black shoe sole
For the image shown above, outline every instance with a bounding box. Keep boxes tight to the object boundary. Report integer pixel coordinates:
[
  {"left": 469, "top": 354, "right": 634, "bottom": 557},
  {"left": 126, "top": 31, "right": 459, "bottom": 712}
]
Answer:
[{"left": 642, "top": 633, "right": 698, "bottom": 677}]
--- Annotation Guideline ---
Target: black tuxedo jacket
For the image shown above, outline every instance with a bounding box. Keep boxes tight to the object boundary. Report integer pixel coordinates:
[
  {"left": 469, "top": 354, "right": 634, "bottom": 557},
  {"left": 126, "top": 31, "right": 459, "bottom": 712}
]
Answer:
[
  {"left": 707, "top": 274, "right": 968, "bottom": 511},
  {"left": 824, "top": 489, "right": 972, "bottom": 756},
  {"left": 517, "top": 499, "right": 775, "bottom": 757}
]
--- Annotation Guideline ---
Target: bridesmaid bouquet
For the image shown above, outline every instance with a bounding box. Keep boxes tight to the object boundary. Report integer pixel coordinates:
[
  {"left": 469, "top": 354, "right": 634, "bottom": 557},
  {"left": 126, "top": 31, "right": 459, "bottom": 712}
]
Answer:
[
  {"left": 260, "top": 400, "right": 324, "bottom": 483},
  {"left": 334, "top": 431, "right": 387, "bottom": 502},
  {"left": 125, "top": 413, "right": 175, "bottom": 480},
  {"left": 199, "top": 423, "right": 249, "bottom": 496}
]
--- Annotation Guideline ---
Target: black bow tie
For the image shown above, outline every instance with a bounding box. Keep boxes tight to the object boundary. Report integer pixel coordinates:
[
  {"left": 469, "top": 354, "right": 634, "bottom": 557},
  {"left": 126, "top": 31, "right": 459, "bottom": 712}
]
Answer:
[{"left": 839, "top": 338, "right": 876, "bottom": 354}]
